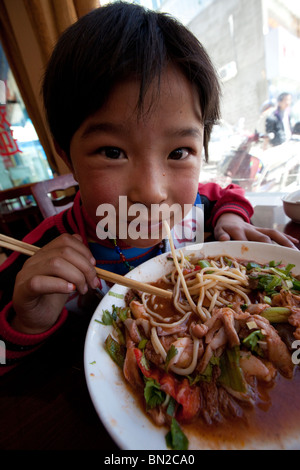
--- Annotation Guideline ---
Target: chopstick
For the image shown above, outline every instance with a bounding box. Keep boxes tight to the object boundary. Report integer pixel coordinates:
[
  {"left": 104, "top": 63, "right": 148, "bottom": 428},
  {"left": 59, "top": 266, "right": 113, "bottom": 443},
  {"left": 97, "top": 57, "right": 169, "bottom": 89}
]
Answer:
[{"left": 0, "top": 233, "right": 172, "bottom": 299}]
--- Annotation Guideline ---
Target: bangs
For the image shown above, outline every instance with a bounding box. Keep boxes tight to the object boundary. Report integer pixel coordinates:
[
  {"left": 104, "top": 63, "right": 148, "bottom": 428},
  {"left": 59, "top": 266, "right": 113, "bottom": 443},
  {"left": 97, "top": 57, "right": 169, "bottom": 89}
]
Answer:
[{"left": 42, "top": 2, "right": 220, "bottom": 158}]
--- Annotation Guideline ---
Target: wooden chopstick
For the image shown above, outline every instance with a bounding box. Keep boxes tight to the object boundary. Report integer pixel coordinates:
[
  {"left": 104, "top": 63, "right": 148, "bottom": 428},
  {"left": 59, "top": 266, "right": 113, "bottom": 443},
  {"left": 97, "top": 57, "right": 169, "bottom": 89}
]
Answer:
[
  {"left": 0, "top": 233, "right": 172, "bottom": 299},
  {"left": 0, "top": 233, "right": 39, "bottom": 256}
]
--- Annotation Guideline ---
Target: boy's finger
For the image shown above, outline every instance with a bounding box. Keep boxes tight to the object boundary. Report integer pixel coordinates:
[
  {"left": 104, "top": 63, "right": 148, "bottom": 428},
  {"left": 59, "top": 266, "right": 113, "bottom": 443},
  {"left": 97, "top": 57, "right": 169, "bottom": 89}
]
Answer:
[{"left": 46, "top": 233, "right": 96, "bottom": 265}]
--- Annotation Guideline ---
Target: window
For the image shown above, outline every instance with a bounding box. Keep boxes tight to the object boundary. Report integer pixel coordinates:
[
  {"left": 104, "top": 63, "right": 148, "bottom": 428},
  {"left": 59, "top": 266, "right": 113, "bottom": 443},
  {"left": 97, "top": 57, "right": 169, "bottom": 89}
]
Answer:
[
  {"left": 100, "top": 0, "right": 300, "bottom": 194},
  {"left": 0, "top": 41, "right": 53, "bottom": 190}
]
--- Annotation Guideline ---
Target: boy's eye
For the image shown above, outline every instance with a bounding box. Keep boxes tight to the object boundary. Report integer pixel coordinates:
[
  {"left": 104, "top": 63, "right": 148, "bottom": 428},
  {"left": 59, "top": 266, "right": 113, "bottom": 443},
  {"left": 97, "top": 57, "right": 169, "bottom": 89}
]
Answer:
[
  {"left": 98, "top": 147, "right": 125, "bottom": 159},
  {"left": 168, "top": 148, "right": 190, "bottom": 160}
]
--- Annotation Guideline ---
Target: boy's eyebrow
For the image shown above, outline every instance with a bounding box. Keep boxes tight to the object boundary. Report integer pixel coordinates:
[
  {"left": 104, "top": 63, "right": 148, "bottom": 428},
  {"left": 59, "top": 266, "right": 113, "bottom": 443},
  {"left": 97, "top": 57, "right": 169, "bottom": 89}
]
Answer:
[
  {"left": 169, "top": 126, "right": 203, "bottom": 139},
  {"left": 80, "top": 122, "right": 203, "bottom": 140},
  {"left": 80, "top": 122, "right": 124, "bottom": 139}
]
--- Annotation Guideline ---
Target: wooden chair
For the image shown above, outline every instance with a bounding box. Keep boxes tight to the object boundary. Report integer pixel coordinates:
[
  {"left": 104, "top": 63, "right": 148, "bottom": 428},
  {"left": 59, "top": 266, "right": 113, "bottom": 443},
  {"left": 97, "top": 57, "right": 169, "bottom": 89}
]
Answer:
[
  {"left": 31, "top": 173, "right": 79, "bottom": 219},
  {"left": 0, "top": 182, "right": 43, "bottom": 239}
]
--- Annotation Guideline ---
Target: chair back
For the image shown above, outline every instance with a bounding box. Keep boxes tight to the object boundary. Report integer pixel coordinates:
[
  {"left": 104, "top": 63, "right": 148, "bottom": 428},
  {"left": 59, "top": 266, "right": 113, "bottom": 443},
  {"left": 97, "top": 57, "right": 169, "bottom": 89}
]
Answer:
[
  {"left": 0, "top": 182, "right": 43, "bottom": 238},
  {"left": 31, "top": 174, "right": 79, "bottom": 219}
]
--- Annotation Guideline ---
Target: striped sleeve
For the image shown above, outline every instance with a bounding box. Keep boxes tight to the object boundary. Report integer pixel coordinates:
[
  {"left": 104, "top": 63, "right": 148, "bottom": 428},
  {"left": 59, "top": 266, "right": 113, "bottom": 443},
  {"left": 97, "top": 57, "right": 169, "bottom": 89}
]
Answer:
[
  {"left": 0, "top": 194, "right": 85, "bottom": 376},
  {"left": 0, "top": 302, "right": 68, "bottom": 376}
]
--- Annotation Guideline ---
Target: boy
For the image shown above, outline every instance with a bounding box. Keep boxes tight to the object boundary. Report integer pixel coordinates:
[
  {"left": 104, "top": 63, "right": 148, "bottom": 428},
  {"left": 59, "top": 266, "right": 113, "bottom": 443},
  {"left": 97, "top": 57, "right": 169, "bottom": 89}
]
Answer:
[{"left": 0, "top": 2, "right": 297, "bottom": 375}]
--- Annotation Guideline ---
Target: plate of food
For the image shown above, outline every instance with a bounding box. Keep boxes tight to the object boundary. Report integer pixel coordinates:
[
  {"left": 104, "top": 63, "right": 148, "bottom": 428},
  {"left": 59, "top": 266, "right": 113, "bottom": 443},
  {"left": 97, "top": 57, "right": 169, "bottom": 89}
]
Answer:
[{"left": 84, "top": 240, "right": 300, "bottom": 450}]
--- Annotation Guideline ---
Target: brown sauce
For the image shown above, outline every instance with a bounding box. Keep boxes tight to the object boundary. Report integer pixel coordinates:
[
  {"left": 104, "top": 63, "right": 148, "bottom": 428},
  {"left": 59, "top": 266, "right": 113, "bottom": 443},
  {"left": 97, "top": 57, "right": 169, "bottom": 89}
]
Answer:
[
  {"left": 143, "top": 278, "right": 300, "bottom": 449},
  {"left": 128, "top": 367, "right": 300, "bottom": 449},
  {"left": 147, "top": 280, "right": 178, "bottom": 319},
  {"left": 184, "top": 367, "right": 300, "bottom": 449}
]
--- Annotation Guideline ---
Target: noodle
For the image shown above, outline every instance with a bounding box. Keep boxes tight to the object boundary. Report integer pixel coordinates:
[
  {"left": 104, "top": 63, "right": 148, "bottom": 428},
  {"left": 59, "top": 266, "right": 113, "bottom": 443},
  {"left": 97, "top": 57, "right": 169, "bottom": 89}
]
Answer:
[
  {"left": 151, "top": 326, "right": 167, "bottom": 360},
  {"left": 160, "top": 255, "right": 250, "bottom": 322},
  {"left": 163, "top": 221, "right": 197, "bottom": 314},
  {"left": 149, "top": 310, "right": 191, "bottom": 328},
  {"left": 170, "top": 338, "right": 200, "bottom": 376},
  {"left": 159, "top": 225, "right": 251, "bottom": 325}
]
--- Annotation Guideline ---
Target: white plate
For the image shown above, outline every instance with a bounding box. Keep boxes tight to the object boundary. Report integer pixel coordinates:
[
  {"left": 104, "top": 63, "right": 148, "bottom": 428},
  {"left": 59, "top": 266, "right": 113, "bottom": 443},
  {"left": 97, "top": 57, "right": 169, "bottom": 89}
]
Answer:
[{"left": 84, "top": 241, "right": 300, "bottom": 450}]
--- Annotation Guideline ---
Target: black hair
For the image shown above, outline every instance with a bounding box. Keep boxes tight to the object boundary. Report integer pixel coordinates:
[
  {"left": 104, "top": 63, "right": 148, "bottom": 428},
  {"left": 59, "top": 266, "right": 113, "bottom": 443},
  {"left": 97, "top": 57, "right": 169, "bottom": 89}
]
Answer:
[
  {"left": 42, "top": 1, "right": 221, "bottom": 160},
  {"left": 277, "top": 92, "right": 291, "bottom": 103}
]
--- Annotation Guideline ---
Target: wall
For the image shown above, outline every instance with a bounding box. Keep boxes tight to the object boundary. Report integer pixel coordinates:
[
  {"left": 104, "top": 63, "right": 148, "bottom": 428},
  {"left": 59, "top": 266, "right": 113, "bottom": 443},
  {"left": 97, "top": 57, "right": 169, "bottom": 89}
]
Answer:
[{"left": 189, "top": 0, "right": 268, "bottom": 133}]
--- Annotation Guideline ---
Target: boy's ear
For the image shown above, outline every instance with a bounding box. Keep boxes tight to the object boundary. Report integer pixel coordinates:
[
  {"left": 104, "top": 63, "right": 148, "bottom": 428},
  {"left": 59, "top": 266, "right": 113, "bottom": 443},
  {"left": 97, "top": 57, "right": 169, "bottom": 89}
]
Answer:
[{"left": 54, "top": 140, "right": 75, "bottom": 174}]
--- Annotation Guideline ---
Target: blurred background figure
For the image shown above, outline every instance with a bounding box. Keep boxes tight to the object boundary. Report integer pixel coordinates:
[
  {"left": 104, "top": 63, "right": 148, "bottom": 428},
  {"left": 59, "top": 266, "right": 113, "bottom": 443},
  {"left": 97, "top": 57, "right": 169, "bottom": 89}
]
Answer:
[
  {"left": 266, "top": 92, "right": 292, "bottom": 146},
  {"left": 256, "top": 99, "right": 276, "bottom": 149}
]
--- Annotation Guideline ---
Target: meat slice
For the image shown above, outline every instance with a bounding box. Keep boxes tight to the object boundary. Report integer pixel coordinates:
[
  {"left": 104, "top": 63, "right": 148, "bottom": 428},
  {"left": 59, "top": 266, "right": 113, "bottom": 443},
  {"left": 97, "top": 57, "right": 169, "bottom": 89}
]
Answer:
[
  {"left": 218, "top": 386, "right": 243, "bottom": 419},
  {"left": 124, "top": 318, "right": 143, "bottom": 344},
  {"left": 287, "top": 308, "right": 300, "bottom": 339},
  {"left": 129, "top": 300, "right": 148, "bottom": 319},
  {"left": 147, "top": 406, "right": 167, "bottom": 426},
  {"left": 221, "top": 308, "right": 240, "bottom": 347},
  {"left": 245, "top": 303, "right": 270, "bottom": 315},
  {"left": 205, "top": 308, "right": 240, "bottom": 347},
  {"left": 252, "top": 315, "right": 294, "bottom": 379},
  {"left": 199, "top": 370, "right": 222, "bottom": 425},
  {"left": 123, "top": 339, "right": 144, "bottom": 391},
  {"left": 199, "top": 366, "right": 243, "bottom": 424},
  {"left": 190, "top": 321, "right": 208, "bottom": 338},
  {"left": 144, "top": 340, "right": 164, "bottom": 367},
  {"left": 239, "top": 352, "right": 276, "bottom": 383},
  {"left": 272, "top": 290, "right": 300, "bottom": 308}
]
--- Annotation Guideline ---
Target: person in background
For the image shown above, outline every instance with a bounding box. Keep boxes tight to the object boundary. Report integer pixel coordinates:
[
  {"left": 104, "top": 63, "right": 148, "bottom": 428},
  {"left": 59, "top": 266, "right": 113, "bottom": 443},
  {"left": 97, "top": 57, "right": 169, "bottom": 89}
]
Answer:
[
  {"left": 255, "top": 99, "right": 276, "bottom": 150},
  {"left": 266, "top": 92, "right": 292, "bottom": 146}
]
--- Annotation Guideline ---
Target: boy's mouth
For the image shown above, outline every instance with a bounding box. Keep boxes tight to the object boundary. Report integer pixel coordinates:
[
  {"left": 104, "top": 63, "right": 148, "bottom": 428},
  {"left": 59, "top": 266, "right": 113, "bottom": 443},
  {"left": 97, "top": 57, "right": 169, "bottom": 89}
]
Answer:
[{"left": 120, "top": 218, "right": 166, "bottom": 239}]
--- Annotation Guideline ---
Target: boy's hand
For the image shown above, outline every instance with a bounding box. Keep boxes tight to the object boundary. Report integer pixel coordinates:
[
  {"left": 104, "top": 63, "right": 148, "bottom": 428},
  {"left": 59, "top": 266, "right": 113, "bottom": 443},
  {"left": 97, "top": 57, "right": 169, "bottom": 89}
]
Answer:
[
  {"left": 11, "top": 234, "right": 99, "bottom": 334},
  {"left": 214, "top": 213, "right": 299, "bottom": 249}
]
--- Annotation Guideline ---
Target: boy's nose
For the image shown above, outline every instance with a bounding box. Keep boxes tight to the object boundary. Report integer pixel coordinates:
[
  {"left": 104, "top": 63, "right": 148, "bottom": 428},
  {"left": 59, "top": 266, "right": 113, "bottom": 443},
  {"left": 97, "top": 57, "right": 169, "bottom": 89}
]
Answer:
[{"left": 128, "top": 162, "right": 168, "bottom": 207}]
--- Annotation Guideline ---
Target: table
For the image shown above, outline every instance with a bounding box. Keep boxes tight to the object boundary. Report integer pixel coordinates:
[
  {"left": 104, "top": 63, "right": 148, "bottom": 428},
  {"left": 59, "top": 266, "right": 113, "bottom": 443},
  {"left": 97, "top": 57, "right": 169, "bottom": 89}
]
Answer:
[
  {"left": 0, "top": 198, "right": 299, "bottom": 451},
  {"left": 247, "top": 192, "right": 300, "bottom": 249}
]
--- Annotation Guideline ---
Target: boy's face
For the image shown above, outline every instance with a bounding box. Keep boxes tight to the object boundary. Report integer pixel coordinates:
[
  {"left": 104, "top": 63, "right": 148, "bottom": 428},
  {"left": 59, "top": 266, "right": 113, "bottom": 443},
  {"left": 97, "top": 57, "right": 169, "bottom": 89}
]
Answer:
[{"left": 68, "top": 66, "right": 204, "bottom": 247}]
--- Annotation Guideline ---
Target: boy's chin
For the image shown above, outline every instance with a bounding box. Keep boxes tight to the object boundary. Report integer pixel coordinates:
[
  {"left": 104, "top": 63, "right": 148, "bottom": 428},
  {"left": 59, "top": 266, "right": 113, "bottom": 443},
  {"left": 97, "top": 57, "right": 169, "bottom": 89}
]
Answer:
[{"left": 124, "top": 236, "right": 164, "bottom": 249}]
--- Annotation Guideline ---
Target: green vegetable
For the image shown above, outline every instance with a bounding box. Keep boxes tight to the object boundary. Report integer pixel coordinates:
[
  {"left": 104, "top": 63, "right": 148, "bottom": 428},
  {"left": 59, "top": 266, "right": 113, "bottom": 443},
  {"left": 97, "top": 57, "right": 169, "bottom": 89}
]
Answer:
[
  {"left": 246, "top": 262, "right": 262, "bottom": 271},
  {"left": 138, "top": 338, "right": 148, "bottom": 350},
  {"left": 270, "top": 263, "right": 295, "bottom": 277},
  {"left": 197, "top": 259, "right": 215, "bottom": 274},
  {"left": 218, "top": 347, "right": 247, "bottom": 393},
  {"left": 268, "top": 260, "right": 281, "bottom": 268},
  {"left": 108, "top": 291, "right": 124, "bottom": 299},
  {"left": 99, "top": 305, "right": 129, "bottom": 325},
  {"left": 99, "top": 309, "right": 115, "bottom": 325},
  {"left": 197, "top": 259, "right": 211, "bottom": 269},
  {"left": 144, "top": 378, "right": 166, "bottom": 409},
  {"left": 257, "top": 274, "right": 282, "bottom": 295},
  {"left": 165, "top": 344, "right": 178, "bottom": 371},
  {"left": 165, "top": 418, "right": 189, "bottom": 450},
  {"left": 293, "top": 279, "right": 300, "bottom": 291},
  {"left": 243, "top": 330, "right": 265, "bottom": 356},
  {"left": 198, "top": 355, "right": 220, "bottom": 383},
  {"left": 263, "top": 296, "right": 272, "bottom": 305},
  {"left": 166, "top": 396, "right": 176, "bottom": 417},
  {"left": 260, "top": 307, "right": 291, "bottom": 323},
  {"left": 139, "top": 350, "right": 150, "bottom": 372},
  {"left": 223, "top": 256, "right": 233, "bottom": 267},
  {"left": 99, "top": 305, "right": 130, "bottom": 345},
  {"left": 104, "top": 334, "right": 126, "bottom": 368},
  {"left": 115, "top": 305, "right": 130, "bottom": 322},
  {"left": 248, "top": 261, "right": 298, "bottom": 296}
]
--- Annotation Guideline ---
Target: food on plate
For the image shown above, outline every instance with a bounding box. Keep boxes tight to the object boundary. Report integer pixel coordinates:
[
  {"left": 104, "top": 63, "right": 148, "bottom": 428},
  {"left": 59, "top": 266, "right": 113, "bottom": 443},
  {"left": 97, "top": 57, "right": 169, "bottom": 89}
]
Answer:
[{"left": 101, "top": 251, "right": 300, "bottom": 449}]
